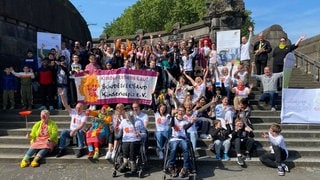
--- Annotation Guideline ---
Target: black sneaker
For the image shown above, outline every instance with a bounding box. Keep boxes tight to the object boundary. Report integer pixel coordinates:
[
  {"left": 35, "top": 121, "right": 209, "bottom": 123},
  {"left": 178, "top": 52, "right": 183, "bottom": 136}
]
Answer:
[
  {"left": 76, "top": 148, "right": 85, "bottom": 158},
  {"left": 56, "top": 148, "right": 65, "bottom": 158},
  {"left": 278, "top": 166, "right": 285, "bottom": 176},
  {"left": 237, "top": 156, "right": 244, "bottom": 166}
]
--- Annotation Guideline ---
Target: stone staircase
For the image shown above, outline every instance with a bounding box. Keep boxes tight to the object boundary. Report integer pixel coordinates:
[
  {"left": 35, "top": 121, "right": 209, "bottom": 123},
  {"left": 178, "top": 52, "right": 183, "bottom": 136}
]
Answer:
[{"left": 0, "top": 66, "right": 319, "bottom": 168}]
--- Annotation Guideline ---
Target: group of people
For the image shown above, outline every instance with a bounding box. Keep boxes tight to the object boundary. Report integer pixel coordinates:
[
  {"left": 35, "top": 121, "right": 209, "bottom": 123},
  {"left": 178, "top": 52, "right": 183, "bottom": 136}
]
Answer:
[{"left": 14, "top": 29, "right": 305, "bottom": 176}]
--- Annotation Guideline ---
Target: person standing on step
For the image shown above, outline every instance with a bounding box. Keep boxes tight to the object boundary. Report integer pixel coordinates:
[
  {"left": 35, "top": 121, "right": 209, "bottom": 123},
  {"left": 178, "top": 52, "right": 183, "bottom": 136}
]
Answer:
[
  {"left": 154, "top": 103, "right": 171, "bottom": 160},
  {"left": 252, "top": 33, "right": 272, "bottom": 87},
  {"left": 240, "top": 26, "right": 253, "bottom": 69},
  {"left": 272, "top": 35, "right": 305, "bottom": 90},
  {"left": 56, "top": 88, "right": 87, "bottom": 158},
  {"left": 11, "top": 66, "right": 35, "bottom": 110},
  {"left": 20, "top": 110, "right": 58, "bottom": 168},
  {"left": 260, "top": 123, "right": 289, "bottom": 176},
  {"left": 37, "top": 57, "right": 55, "bottom": 111},
  {"left": 251, "top": 62, "right": 283, "bottom": 112},
  {"left": 1, "top": 67, "right": 17, "bottom": 110}
]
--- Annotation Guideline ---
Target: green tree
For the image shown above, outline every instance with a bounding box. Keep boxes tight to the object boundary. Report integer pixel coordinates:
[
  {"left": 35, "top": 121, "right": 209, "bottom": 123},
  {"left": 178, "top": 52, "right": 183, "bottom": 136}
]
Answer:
[{"left": 103, "top": 0, "right": 253, "bottom": 38}]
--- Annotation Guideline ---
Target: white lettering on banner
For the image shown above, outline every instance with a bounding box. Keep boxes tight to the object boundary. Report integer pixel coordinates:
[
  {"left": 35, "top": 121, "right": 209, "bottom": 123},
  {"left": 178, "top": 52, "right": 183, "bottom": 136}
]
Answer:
[
  {"left": 74, "top": 69, "right": 158, "bottom": 105},
  {"left": 281, "top": 88, "right": 320, "bottom": 124}
]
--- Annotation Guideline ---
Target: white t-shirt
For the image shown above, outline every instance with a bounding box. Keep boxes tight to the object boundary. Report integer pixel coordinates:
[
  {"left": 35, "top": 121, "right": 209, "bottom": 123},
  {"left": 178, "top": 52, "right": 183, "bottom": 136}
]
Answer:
[
  {"left": 192, "top": 83, "right": 206, "bottom": 104},
  {"left": 154, "top": 112, "right": 170, "bottom": 132},
  {"left": 119, "top": 119, "right": 145, "bottom": 142},
  {"left": 170, "top": 117, "right": 189, "bottom": 141},
  {"left": 69, "top": 109, "right": 87, "bottom": 131},
  {"left": 183, "top": 111, "right": 198, "bottom": 133},
  {"left": 134, "top": 112, "right": 149, "bottom": 129},
  {"left": 233, "top": 86, "right": 250, "bottom": 98}
]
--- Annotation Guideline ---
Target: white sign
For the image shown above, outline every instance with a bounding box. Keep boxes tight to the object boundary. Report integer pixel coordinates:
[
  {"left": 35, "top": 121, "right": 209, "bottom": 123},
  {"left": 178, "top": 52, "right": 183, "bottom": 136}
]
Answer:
[
  {"left": 216, "top": 29, "right": 241, "bottom": 64},
  {"left": 281, "top": 88, "right": 320, "bottom": 124},
  {"left": 36, "top": 32, "right": 61, "bottom": 67}
]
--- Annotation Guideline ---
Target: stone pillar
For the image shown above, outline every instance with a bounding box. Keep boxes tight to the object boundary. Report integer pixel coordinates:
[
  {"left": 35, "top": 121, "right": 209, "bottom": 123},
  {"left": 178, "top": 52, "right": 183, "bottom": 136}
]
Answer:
[{"left": 204, "top": 0, "right": 245, "bottom": 42}]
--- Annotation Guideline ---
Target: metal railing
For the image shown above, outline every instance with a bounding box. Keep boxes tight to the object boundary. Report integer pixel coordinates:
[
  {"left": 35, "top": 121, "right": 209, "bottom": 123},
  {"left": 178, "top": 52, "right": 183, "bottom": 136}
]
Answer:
[{"left": 294, "top": 51, "right": 320, "bottom": 83}]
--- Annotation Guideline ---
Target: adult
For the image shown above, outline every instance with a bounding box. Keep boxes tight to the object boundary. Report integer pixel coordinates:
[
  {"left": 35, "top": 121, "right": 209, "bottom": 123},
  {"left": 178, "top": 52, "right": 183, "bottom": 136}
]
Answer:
[
  {"left": 154, "top": 103, "right": 171, "bottom": 159},
  {"left": 272, "top": 35, "right": 305, "bottom": 89},
  {"left": 167, "top": 106, "right": 195, "bottom": 178},
  {"left": 20, "top": 110, "right": 58, "bottom": 168},
  {"left": 252, "top": 33, "right": 272, "bottom": 76},
  {"left": 240, "top": 26, "right": 253, "bottom": 68},
  {"left": 116, "top": 109, "right": 146, "bottom": 173},
  {"left": 251, "top": 62, "right": 283, "bottom": 112},
  {"left": 105, "top": 103, "right": 126, "bottom": 160},
  {"left": 56, "top": 88, "right": 87, "bottom": 158}
]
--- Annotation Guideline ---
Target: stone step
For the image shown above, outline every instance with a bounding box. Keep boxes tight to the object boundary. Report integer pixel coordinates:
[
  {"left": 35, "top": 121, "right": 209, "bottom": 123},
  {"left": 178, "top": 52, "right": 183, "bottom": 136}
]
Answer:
[
  {"left": 0, "top": 148, "right": 319, "bottom": 168},
  {"left": 0, "top": 134, "right": 320, "bottom": 152},
  {"left": 2, "top": 128, "right": 320, "bottom": 145},
  {"left": 2, "top": 122, "right": 320, "bottom": 136},
  {"left": 0, "top": 142, "right": 317, "bottom": 160}
]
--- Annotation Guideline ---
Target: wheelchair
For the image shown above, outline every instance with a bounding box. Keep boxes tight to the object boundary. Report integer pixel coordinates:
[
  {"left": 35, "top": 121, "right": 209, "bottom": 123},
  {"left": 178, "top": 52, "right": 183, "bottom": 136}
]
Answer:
[
  {"left": 162, "top": 137, "right": 197, "bottom": 180},
  {"left": 112, "top": 139, "right": 148, "bottom": 178}
]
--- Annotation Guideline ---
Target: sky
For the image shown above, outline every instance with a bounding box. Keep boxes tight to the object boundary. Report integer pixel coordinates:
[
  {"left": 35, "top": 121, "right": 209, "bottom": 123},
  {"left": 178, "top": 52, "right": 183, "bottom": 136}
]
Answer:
[{"left": 69, "top": 0, "right": 320, "bottom": 41}]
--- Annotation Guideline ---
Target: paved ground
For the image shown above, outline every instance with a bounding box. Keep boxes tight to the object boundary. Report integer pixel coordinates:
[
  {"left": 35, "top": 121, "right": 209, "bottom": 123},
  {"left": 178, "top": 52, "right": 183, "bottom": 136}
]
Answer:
[{"left": 1, "top": 161, "right": 320, "bottom": 180}]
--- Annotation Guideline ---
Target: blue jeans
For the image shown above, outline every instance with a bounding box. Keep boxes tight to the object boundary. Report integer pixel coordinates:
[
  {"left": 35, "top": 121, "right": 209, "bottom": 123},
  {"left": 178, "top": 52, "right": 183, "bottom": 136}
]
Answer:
[
  {"left": 187, "top": 131, "right": 198, "bottom": 151},
  {"left": 259, "top": 91, "right": 277, "bottom": 107},
  {"left": 167, "top": 140, "right": 190, "bottom": 169},
  {"left": 155, "top": 130, "right": 169, "bottom": 153},
  {"left": 214, "top": 139, "right": 231, "bottom": 154},
  {"left": 25, "top": 148, "right": 49, "bottom": 158},
  {"left": 59, "top": 129, "right": 85, "bottom": 148}
]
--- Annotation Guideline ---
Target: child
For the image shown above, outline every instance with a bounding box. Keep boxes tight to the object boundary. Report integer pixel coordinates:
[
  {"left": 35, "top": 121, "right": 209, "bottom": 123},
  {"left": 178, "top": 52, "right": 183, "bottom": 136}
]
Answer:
[
  {"left": 85, "top": 54, "right": 101, "bottom": 110},
  {"left": 37, "top": 57, "right": 55, "bottom": 111},
  {"left": 231, "top": 118, "right": 255, "bottom": 166},
  {"left": 11, "top": 66, "right": 35, "bottom": 110},
  {"left": 69, "top": 54, "right": 82, "bottom": 107},
  {"left": 54, "top": 56, "right": 69, "bottom": 110},
  {"left": 236, "top": 98, "right": 253, "bottom": 130},
  {"left": 209, "top": 119, "right": 232, "bottom": 160},
  {"left": 1, "top": 67, "right": 17, "bottom": 110},
  {"left": 260, "top": 123, "right": 289, "bottom": 176}
]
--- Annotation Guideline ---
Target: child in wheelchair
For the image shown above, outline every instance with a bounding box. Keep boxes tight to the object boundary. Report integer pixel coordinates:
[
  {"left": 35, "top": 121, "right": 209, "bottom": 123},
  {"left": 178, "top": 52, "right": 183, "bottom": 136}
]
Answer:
[
  {"left": 115, "top": 110, "right": 147, "bottom": 174},
  {"left": 165, "top": 106, "right": 197, "bottom": 178}
]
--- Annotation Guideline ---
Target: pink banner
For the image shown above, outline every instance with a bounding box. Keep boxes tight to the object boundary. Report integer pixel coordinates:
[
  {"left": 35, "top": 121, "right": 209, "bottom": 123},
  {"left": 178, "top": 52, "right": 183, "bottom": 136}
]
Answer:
[{"left": 74, "top": 69, "right": 158, "bottom": 105}]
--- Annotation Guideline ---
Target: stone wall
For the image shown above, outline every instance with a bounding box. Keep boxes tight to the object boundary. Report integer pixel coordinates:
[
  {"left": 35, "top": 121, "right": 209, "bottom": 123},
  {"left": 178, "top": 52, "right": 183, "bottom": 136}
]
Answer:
[{"left": 0, "top": 0, "right": 91, "bottom": 70}]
